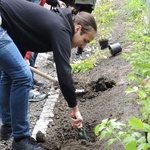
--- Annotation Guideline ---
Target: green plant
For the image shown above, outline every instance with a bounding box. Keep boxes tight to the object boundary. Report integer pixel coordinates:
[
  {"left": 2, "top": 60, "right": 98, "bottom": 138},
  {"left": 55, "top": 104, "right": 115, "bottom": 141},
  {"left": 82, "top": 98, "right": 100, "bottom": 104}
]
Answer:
[
  {"left": 71, "top": 58, "right": 96, "bottom": 73},
  {"left": 71, "top": 49, "right": 105, "bottom": 73},
  {"left": 125, "top": 78, "right": 150, "bottom": 123},
  {"left": 95, "top": 118, "right": 150, "bottom": 150},
  {"left": 94, "top": 0, "right": 150, "bottom": 149},
  {"left": 93, "top": 0, "right": 118, "bottom": 40},
  {"left": 124, "top": 0, "right": 147, "bottom": 22}
]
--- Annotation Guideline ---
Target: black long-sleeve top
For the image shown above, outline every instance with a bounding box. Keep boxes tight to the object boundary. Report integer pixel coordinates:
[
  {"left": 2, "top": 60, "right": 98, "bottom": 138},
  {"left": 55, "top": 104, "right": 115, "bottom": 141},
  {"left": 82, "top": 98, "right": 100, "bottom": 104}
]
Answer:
[{"left": 0, "top": 0, "right": 77, "bottom": 107}]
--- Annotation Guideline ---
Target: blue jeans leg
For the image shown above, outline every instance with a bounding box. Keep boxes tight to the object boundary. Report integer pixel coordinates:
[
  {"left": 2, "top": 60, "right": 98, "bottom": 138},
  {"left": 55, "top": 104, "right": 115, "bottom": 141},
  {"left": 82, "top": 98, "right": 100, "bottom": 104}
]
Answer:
[
  {"left": 29, "top": 52, "right": 38, "bottom": 88},
  {"left": 0, "top": 27, "right": 32, "bottom": 138},
  {"left": 29, "top": 52, "right": 38, "bottom": 68}
]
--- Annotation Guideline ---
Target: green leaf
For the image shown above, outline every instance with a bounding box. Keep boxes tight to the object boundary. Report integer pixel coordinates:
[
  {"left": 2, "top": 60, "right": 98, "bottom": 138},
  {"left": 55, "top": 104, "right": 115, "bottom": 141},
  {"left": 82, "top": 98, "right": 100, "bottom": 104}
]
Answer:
[
  {"left": 147, "top": 132, "right": 150, "bottom": 143},
  {"left": 94, "top": 125, "right": 100, "bottom": 135},
  {"left": 118, "top": 131, "right": 126, "bottom": 138},
  {"left": 100, "top": 130, "right": 107, "bottom": 140},
  {"left": 137, "top": 136, "right": 146, "bottom": 144},
  {"left": 109, "top": 120, "right": 125, "bottom": 130},
  {"left": 125, "top": 138, "right": 136, "bottom": 150},
  {"left": 99, "top": 126, "right": 106, "bottom": 132},
  {"left": 125, "top": 87, "right": 138, "bottom": 94},
  {"left": 123, "top": 136, "right": 134, "bottom": 144},
  {"left": 138, "top": 90, "right": 147, "bottom": 99},
  {"left": 105, "top": 130, "right": 112, "bottom": 138},
  {"left": 90, "top": 39, "right": 96, "bottom": 44},
  {"left": 132, "top": 132, "right": 142, "bottom": 138},
  {"left": 137, "top": 143, "right": 147, "bottom": 150},
  {"left": 143, "top": 123, "right": 150, "bottom": 132},
  {"left": 128, "top": 118, "right": 144, "bottom": 130},
  {"left": 101, "top": 118, "right": 109, "bottom": 125},
  {"left": 126, "top": 74, "right": 140, "bottom": 82},
  {"left": 107, "top": 138, "right": 116, "bottom": 147}
]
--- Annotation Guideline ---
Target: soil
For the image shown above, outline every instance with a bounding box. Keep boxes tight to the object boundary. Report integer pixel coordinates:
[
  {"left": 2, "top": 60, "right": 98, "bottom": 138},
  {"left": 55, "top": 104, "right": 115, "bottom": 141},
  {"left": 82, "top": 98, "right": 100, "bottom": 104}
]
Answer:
[{"left": 0, "top": 0, "right": 141, "bottom": 150}]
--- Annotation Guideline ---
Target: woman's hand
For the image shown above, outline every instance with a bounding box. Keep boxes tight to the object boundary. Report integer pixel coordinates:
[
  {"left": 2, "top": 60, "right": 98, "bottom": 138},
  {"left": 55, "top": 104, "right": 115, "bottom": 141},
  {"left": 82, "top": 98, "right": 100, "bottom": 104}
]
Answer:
[{"left": 70, "top": 105, "right": 83, "bottom": 128}]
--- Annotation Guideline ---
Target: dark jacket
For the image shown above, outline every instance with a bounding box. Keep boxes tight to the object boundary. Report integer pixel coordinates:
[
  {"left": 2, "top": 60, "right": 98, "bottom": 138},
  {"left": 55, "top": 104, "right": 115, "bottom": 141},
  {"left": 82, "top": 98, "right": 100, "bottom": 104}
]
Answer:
[{"left": 0, "top": 0, "right": 77, "bottom": 107}]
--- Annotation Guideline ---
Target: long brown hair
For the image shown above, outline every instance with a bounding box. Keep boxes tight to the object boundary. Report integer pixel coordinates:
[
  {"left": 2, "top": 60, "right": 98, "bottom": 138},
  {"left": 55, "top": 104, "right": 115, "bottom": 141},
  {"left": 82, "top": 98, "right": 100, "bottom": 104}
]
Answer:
[{"left": 73, "top": 11, "right": 97, "bottom": 34}]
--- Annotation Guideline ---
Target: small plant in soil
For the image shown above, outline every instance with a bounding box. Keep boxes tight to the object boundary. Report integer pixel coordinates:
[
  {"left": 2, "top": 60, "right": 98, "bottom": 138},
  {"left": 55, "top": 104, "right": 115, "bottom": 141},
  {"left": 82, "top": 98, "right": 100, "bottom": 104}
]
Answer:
[{"left": 71, "top": 49, "right": 104, "bottom": 73}]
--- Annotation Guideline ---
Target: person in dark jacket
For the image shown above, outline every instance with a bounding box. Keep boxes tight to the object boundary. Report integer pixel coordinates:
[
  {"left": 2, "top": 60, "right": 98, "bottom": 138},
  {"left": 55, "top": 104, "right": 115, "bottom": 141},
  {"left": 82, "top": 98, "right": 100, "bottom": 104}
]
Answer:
[{"left": 0, "top": 0, "right": 97, "bottom": 149}]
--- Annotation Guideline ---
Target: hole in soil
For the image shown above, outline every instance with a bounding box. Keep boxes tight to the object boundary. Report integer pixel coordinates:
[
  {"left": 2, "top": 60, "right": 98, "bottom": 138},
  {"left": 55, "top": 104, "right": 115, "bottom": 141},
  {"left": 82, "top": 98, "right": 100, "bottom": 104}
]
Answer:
[{"left": 90, "top": 77, "right": 116, "bottom": 92}]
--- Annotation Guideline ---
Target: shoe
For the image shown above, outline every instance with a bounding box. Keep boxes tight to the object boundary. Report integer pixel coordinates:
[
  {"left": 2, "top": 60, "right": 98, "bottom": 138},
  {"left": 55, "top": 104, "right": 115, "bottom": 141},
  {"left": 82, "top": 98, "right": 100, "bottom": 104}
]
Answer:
[
  {"left": 34, "top": 79, "right": 44, "bottom": 86},
  {"left": 12, "top": 137, "right": 44, "bottom": 150},
  {"left": 29, "top": 89, "right": 46, "bottom": 102},
  {"left": 74, "top": 54, "right": 83, "bottom": 61},
  {"left": 0, "top": 125, "right": 12, "bottom": 140}
]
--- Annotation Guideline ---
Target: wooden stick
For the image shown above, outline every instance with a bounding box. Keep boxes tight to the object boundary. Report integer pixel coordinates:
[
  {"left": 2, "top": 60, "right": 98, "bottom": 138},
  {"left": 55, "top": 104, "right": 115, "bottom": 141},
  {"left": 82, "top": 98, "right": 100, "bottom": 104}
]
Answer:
[{"left": 29, "top": 66, "right": 58, "bottom": 82}]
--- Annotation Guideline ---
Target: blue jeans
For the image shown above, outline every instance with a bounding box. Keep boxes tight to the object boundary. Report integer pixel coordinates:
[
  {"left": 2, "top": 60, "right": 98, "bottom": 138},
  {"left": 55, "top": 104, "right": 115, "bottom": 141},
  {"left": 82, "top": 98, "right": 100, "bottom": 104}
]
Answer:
[
  {"left": 29, "top": 52, "right": 38, "bottom": 89},
  {"left": 29, "top": 52, "right": 38, "bottom": 68},
  {"left": 0, "top": 27, "right": 32, "bottom": 138}
]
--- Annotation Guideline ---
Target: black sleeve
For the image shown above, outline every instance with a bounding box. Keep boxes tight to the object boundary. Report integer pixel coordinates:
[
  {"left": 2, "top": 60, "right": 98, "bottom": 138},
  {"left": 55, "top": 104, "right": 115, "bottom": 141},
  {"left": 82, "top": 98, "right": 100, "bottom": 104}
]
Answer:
[{"left": 50, "top": 29, "right": 77, "bottom": 108}]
